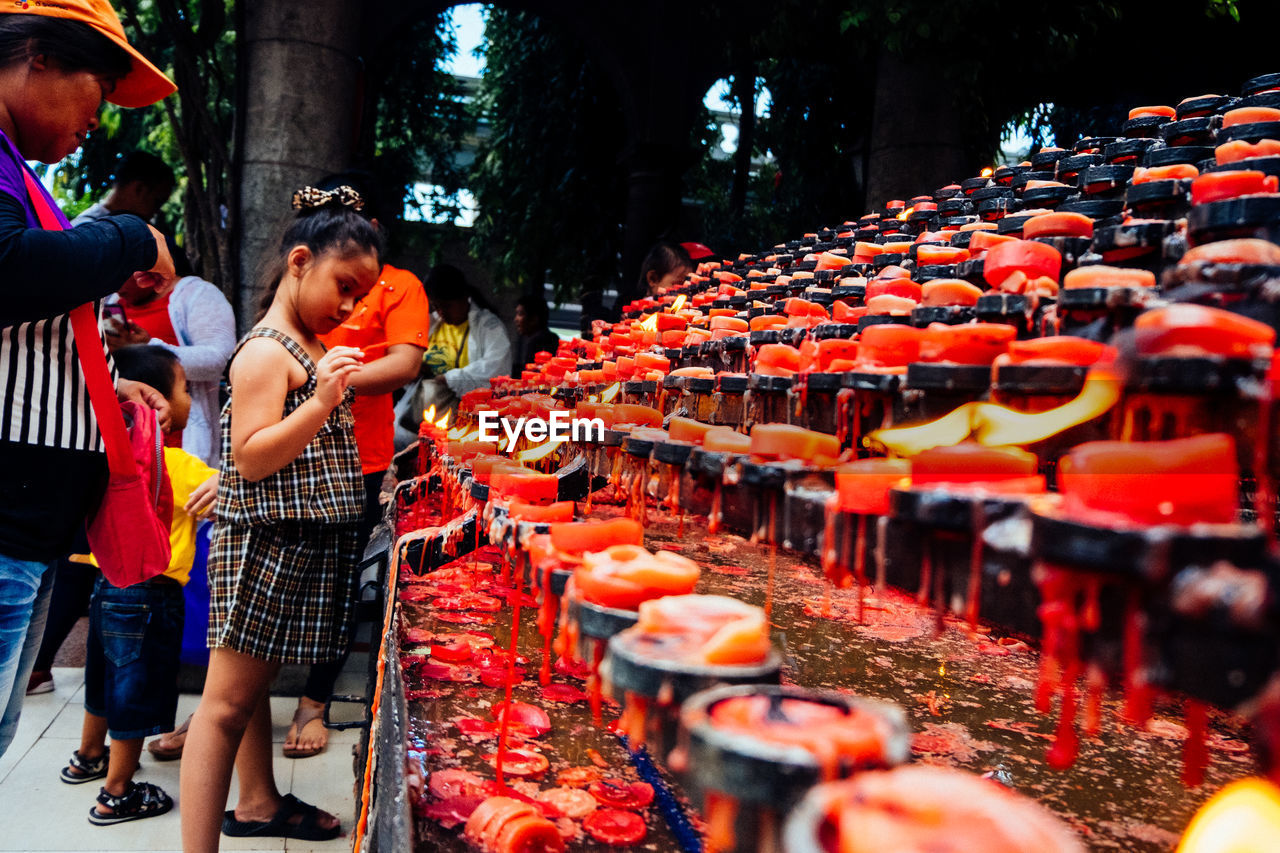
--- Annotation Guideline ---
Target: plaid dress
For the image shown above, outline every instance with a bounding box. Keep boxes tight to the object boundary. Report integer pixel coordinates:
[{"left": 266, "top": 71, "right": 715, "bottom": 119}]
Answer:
[{"left": 207, "top": 329, "right": 364, "bottom": 664}]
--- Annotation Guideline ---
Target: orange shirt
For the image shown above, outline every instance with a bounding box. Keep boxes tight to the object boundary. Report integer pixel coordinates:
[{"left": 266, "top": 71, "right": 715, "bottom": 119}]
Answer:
[{"left": 320, "top": 264, "right": 430, "bottom": 474}]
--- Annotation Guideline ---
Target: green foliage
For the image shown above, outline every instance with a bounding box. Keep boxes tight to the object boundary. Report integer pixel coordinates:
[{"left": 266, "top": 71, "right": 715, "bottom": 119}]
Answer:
[
  {"left": 466, "top": 8, "right": 626, "bottom": 303},
  {"left": 361, "top": 11, "right": 471, "bottom": 245}
]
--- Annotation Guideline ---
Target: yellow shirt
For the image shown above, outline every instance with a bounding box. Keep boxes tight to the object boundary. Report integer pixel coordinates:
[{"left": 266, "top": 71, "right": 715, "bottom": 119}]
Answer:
[
  {"left": 162, "top": 447, "right": 216, "bottom": 585},
  {"left": 426, "top": 320, "right": 471, "bottom": 372},
  {"left": 83, "top": 446, "right": 216, "bottom": 585}
]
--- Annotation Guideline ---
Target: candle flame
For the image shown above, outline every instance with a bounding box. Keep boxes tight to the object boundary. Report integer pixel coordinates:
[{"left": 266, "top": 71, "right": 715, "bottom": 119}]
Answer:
[
  {"left": 980, "top": 167, "right": 994, "bottom": 178},
  {"left": 601, "top": 382, "right": 621, "bottom": 403},
  {"left": 670, "top": 294, "right": 687, "bottom": 313},
  {"left": 640, "top": 313, "right": 659, "bottom": 332},
  {"left": 1177, "top": 779, "right": 1280, "bottom": 853},
  {"left": 423, "top": 404, "right": 436, "bottom": 424},
  {"left": 435, "top": 411, "right": 451, "bottom": 429},
  {"left": 868, "top": 366, "right": 1121, "bottom": 457},
  {"left": 896, "top": 206, "right": 915, "bottom": 221},
  {"left": 515, "top": 436, "right": 566, "bottom": 464}
]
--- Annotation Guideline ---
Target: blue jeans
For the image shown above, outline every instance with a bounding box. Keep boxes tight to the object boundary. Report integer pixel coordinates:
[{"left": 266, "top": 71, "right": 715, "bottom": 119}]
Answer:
[
  {"left": 85, "top": 575, "right": 183, "bottom": 740},
  {"left": 0, "top": 554, "right": 55, "bottom": 758}
]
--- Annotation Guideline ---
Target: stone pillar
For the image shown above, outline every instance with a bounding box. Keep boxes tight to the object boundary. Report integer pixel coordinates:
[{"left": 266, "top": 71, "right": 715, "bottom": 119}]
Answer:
[
  {"left": 237, "top": 0, "right": 363, "bottom": 328},
  {"left": 864, "top": 50, "right": 973, "bottom": 211},
  {"left": 616, "top": 143, "right": 686, "bottom": 312}
]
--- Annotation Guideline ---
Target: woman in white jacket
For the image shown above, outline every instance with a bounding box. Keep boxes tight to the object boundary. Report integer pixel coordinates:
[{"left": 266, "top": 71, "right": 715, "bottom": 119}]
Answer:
[
  {"left": 105, "top": 273, "right": 236, "bottom": 468},
  {"left": 394, "top": 264, "right": 510, "bottom": 448}
]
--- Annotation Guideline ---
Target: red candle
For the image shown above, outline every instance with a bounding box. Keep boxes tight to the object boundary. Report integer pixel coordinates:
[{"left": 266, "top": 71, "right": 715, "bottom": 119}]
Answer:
[
  {"left": 750, "top": 423, "right": 841, "bottom": 465},
  {"left": 703, "top": 428, "right": 751, "bottom": 454},
  {"left": 999, "top": 337, "right": 1114, "bottom": 367},
  {"left": 915, "top": 245, "right": 970, "bottom": 266},
  {"left": 600, "top": 404, "right": 662, "bottom": 429},
  {"left": 983, "top": 239, "right": 1062, "bottom": 291},
  {"left": 1057, "top": 434, "right": 1239, "bottom": 526},
  {"left": 549, "top": 518, "right": 644, "bottom": 555},
  {"left": 668, "top": 416, "right": 713, "bottom": 444},
  {"left": 1191, "top": 170, "right": 1278, "bottom": 205},
  {"left": 917, "top": 323, "right": 1016, "bottom": 365},
  {"left": 490, "top": 469, "right": 559, "bottom": 503},
  {"left": 911, "top": 443, "right": 1041, "bottom": 488},
  {"left": 573, "top": 545, "right": 701, "bottom": 610},
  {"left": 855, "top": 324, "right": 927, "bottom": 372},
  {"left": 834, "top": 458, "right": 911, "bottom": 515},
  {"left": 1134, "top": 304, "right": 1275, "bottom": 359},
  {"left": 921, "top": 280, "right": 983, "bottom": 307},
  {"left": 754, "top": 344, "right": 802, "bottom": 376},
  {"left": 1062, "top": 266, "right": 1156, "bottom": 289},
  {"left": 506, "top": 499, "right": 575, "bottom": 523},
  {"left": 631, "top": 594, "right": 770, "bottom": 665},
  {"left": 815, "top": 251, "right": 853, "bottom": 271},
  {"left": 866, "top": 279, "right": 923, "bottom": 302},
  {"left": 1022, "top": 212, "right": 1094, "bottom": 240}
]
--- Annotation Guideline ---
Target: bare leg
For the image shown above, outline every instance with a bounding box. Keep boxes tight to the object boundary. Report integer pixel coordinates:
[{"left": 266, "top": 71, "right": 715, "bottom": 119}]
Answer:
[
  {"left": 76, "top": 712, "right": 108, "bottom": 761},
  {"left": 179, "top": 648, "right": 278, "bottom": 853},
  {"left": 231, "top": 691, "right": 339, "bottom": 831}
]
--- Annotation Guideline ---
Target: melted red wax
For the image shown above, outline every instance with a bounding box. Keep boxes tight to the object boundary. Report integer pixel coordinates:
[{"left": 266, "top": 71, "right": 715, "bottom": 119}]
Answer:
[
  {"left": 435, "top": 611, "right": 496, "bottom": 625},
  {"left": 588, "top": 640, "right": 606, "bottom": 727},
  {"left": 494, "top": 579, "right": 525, "bottom": 790},
  {"left": 542, "top": 684, "right": 589, "bottom": 703},
  {"left": 1182, "top": 699, "right": 1210, "bottom": 787}
]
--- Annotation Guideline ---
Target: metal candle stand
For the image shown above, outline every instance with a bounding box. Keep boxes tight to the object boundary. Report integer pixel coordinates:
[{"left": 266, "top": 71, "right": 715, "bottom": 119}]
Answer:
[
  {"left": 602, "top": 629, "right": 784, "bottom": 770},
  {"left": 675, "top": 685, "right": 910, "bottom": 853}
]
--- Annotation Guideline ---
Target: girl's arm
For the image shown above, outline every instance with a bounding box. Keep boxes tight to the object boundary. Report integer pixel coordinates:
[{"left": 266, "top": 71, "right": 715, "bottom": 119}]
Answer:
[
  {"left": 349, "top": 343, "right": 425, "bottom": 396},
  {"left": 0, "top": 194, "right": 157, "bottom": 326},
  {"left": 229, "top": 338, "right": 363, "bottom": 482}
]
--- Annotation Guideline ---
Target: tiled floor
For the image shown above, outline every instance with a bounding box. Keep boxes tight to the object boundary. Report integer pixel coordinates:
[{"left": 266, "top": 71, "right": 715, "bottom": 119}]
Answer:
[{"left": 0, "top": 666, "right": 366, "bottom": 852}]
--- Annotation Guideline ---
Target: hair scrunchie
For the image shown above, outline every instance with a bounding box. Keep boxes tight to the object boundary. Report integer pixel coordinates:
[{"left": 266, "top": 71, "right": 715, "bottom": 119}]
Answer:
[{"left": 292, "top": 185, "right": 365, "bottom": 212}]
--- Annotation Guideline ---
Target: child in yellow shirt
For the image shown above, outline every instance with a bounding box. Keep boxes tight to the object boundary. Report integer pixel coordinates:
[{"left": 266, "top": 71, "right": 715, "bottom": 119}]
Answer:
[{"left": 59, "top": 346, "right": 217, "bottom": 825}]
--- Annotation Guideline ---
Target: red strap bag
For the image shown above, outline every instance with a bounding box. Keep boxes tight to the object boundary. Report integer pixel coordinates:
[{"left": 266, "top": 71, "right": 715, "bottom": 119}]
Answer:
[{"left": 23, "top": 170, "right": 172, "bottom": 586}]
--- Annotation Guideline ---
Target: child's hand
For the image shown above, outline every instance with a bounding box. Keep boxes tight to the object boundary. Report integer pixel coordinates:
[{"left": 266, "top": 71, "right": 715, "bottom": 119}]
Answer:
[
  {"left": 314, "top": 346, "right": 364, "bottom": 409},
  {"left": 186, "top": 473, "right": 219, "bottom": 518}
]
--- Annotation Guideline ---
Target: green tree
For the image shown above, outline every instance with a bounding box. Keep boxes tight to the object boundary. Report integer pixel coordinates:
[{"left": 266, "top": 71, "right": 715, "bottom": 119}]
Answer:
[
  {"left": 60, "top": 0, "right": 238, "bottom": 292},
  {"left": 466, "top": 8, "right": 626, "bottom": 304},
  {"left": 357, "top": 9, "right": 472, "bottom": 252}
]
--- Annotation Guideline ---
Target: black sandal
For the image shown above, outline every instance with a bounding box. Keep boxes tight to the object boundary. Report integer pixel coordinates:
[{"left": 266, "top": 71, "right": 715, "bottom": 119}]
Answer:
[
  {"left": 221, "top": 793, "right": 342, "bottom": 841},
  {"left": 60, "top": 747, "right": 109, "bottom": 785},
  {"left": 87, "top": 781, "right": 173, "bottom": 825}
]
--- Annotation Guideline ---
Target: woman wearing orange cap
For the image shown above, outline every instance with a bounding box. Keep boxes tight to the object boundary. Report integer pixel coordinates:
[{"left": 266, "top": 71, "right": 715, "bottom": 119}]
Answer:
[{"left": 0, "top": 0, "right": 175, "bottom": 787}]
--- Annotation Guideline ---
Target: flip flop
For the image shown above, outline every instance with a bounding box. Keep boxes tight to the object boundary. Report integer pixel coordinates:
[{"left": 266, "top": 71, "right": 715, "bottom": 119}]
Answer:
[
  {"left": 282, "top": 701, "right": 328, "bottom": 759},
  {"left": 221, "top": 793, "right": 341, "bottom": 841},
  {"left": 146, "top": 715, "right": 191, "bottom": 761}
]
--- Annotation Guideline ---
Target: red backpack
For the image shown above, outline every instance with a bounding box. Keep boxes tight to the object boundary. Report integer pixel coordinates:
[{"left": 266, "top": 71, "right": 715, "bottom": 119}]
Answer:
[{"left": 23, "top": 170, "right": 172, "bottom": 586}]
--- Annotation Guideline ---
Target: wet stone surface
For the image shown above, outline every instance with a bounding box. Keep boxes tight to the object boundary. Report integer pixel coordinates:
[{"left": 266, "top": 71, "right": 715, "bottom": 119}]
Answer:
[{"left": 400, "top": 505, "right": 1255, "bottom": 852}]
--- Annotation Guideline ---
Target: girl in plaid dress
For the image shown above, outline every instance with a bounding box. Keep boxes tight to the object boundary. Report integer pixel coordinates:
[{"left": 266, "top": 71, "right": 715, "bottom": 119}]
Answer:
[{"left": 180, "top": 187, "right": 383, "bottom": 852}]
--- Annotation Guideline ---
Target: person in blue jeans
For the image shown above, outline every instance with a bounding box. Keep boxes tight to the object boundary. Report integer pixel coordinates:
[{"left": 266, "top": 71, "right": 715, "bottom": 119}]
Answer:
[
  {"left": 60, "top": 345, "right": 218, "bottom": 824},
  {"left": 0, "top": 4, "right": 176, "bottom": 759}
]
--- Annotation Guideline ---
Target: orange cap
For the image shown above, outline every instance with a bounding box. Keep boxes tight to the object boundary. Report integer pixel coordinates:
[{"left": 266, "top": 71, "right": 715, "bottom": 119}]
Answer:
[{"left": 10, "top": 0, "right": 176, "bottom": 108}]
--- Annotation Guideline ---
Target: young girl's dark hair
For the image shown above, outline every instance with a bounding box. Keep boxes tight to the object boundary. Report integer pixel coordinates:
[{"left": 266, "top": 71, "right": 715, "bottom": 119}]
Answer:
[
  {"left": 0, "top": 14, "right": 132, "bottom": 78},
  {"left": 638, "top": 241, "right": 693, "bottom": 292},
  {"left": 112, "top": 344, "right": 181, "bottom": 398},
  {"left": 256, "top": 188, "right": 385, "bottom": 320}
]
